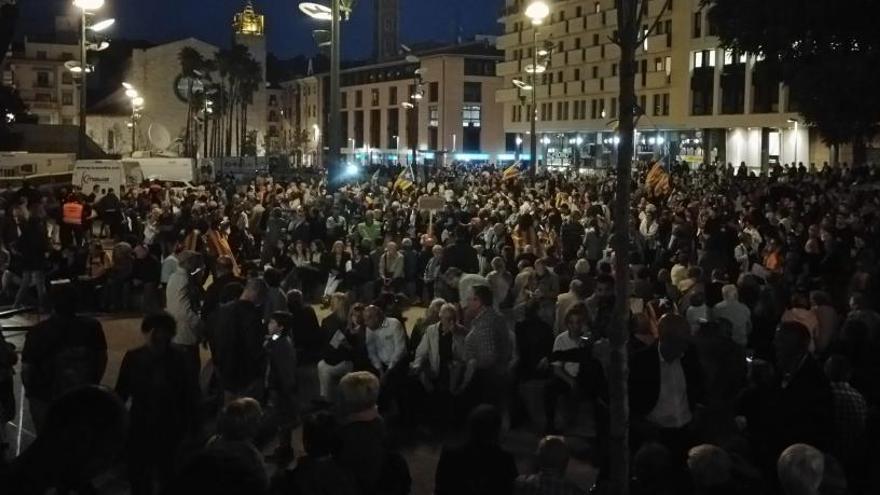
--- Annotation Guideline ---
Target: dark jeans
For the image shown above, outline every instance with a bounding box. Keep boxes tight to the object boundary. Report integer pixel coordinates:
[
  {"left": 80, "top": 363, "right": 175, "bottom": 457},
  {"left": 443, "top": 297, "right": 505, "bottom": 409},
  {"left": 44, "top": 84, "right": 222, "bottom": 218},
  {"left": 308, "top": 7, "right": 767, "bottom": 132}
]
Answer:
[
  {"left": 543, "top": 376, "right": 577, "bottom": 430},
  {"left": 376, "top": 359, "right": 411, "bottom": 421}
]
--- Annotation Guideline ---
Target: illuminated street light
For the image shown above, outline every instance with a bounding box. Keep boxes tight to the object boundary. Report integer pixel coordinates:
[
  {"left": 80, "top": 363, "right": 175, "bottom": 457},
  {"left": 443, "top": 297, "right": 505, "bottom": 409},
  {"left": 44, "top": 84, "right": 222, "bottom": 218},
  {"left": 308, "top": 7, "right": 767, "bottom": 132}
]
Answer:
[
  {"left": 512, "top": 79, "right": 533, "bottom": 91},
  {"left": 299, "top": 2, "right": 332, "bottom": 21},
  {"left": 400, "top": 102, "right": 414, "bottom": 109},
  {"left": 73, "top": 0, "right": 105, "bottom": 10},
  {"left": 524, "top": 1, "right": 550, "bottom": 25},
  {"left": 122, "top": 82, "right": 133, "bottom": 90},
  {"left": 125, "top": 88, "right": 139, "bottom": 98},
  {"left": 524, "top": 64, "right": 546, "bottom": 74},
  {"left": 89, "top": 18, "right": 115, "bottom": 31}
]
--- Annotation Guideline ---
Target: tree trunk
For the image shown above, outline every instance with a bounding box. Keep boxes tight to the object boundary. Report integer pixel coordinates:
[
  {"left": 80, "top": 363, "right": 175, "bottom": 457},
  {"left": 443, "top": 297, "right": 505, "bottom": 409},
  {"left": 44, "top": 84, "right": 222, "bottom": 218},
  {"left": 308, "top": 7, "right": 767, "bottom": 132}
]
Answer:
[{"left": 609, "top": 1, "right": 638, "bottom": 494}]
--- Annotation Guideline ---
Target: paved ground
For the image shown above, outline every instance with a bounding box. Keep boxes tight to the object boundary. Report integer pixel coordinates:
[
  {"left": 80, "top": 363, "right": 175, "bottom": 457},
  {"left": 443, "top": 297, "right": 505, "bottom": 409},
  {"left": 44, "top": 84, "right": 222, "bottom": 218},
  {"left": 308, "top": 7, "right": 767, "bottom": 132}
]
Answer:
[{"left": 1, "top": 306, "right": 599, "bottom": 494}]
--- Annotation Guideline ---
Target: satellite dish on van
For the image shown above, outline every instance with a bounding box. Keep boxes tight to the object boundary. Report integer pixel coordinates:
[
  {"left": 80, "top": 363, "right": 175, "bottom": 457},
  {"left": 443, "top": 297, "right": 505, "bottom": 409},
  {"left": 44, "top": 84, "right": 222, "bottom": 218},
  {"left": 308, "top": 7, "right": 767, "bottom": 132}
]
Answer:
[{"left": 148, "top": 123, "right": 172, "bottom": 151}]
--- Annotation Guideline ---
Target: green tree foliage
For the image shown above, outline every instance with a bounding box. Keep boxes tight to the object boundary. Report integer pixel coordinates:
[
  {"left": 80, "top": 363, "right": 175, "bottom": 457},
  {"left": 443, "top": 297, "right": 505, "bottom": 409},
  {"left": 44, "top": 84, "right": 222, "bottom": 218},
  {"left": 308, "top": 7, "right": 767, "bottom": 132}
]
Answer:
[{"left": 705, "top": 0, "right": 880, "bottom": 161}]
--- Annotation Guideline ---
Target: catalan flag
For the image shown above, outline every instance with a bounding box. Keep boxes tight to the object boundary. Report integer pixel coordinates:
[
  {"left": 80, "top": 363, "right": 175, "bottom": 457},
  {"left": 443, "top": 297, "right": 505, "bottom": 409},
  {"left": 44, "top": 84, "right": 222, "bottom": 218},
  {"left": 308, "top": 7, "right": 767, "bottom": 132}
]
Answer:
[
  {"left": 393, "top": 168, "right": 414, "bottom": 191},
  {"left": 502, "top": 162, "right": 522, "bottom": 181},
  {"left": 645, "top": 161, "right": 672, "bottom": 198}
]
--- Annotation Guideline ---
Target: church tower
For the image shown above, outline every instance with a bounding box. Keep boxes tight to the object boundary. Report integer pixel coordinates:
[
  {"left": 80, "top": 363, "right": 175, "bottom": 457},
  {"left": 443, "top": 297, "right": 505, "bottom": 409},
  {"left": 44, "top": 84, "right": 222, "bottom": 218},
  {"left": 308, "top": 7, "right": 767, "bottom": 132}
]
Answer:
[
  {"left": 375, "top": 0, "right": 399, "bottom": 62},
  {"left": 233, "top": 1, "right": 268, "bottom": 155}
]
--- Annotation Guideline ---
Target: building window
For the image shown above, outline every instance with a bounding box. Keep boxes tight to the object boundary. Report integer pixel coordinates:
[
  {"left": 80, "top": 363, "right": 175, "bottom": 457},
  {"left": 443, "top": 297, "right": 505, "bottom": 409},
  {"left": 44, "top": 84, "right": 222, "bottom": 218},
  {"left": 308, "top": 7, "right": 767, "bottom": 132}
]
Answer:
[
  {"left": 107, "top": 130, "right": 115, "bottom": 150},
  {"left": 591, "top": 99, "right": 597, "bottom": 119},
  {"left": 429, "top": 105, "right": 439, "bottom": 127},
  {"left": 36, "top": 71, "right": 50, "bottom": 87},
  {"left": 693, "top": 50, "right": 716, "bottom": 69},
  {"left": 429, "top": 82, "right": 439, "bottom": 102},
  {"left": 576, "top": 6, "right": 583, "bottom": 17},
  {"left": 463, "top": 81, "right": 482, "bottom": 102},
  {"left": 574, "top": 68, "right": 580, "bottom": 81},
  {"left": 595, "top": 2, "right": 601, "bottom": 13},
  {"left": 639, "top": 95, "right": 647, "bottom": 113},
  {"left": 593, "top": 34, "right": 599, "bottom": 46},
  {"left": 355, "top": 90, "right": 363, "bottom": 107},
  {"left": 269, "top": 95, "right": 277, "bottom": 106},
  {"left": 462, "top": 104, "right": 481, "bottom": 127},
  {"left": 389, "top": 86, "right": 397, "bottom": 105},
  {"left": 575, "top": 37, "right": 581, "bottom": 50},
  {"left": 611, "top": 64, "right": 618, "bottom": 77},
  {"left": 693, "top": 12, "right": 702, "bottom": 38},
  {"left": 62, "top": 92, "right": 73, "bottom": 105},
  {"left": 36, "top": 50, "right": 47, "bottom": 60},
  {"left": 371, "top": 89, "right": 379, "bottom": 106},
  {"left": 662, "top": 93, "right": 670, "bottom": 115},
  {"left": 62, "top": 72, "right": 73, "bottom": 85},
  {"left": 611, "top": 97, "right": 618, "bottom": 118},
  {"left": 341, "top": 92, "right": 348, "bottom": 109},
  {"left": 655, "top": 57, "right": 663, "bottom": 72}
]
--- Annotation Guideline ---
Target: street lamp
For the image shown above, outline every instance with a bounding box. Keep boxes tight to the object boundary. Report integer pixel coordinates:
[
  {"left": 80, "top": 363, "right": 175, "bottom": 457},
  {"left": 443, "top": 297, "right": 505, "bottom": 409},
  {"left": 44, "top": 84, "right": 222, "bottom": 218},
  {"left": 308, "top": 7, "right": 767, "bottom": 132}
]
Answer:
[
  {"left": 788, "top": 118, "right": 799, "bottom": 166},
  {"left": 122, "top": 83, "right": 143, "bottom": 155},
  {"left": 299, "top": 0, "right": 355, "bottom": 191},
  {"left": 74, "top": 0, "right": 113, "bottom": 159},
  {"left": 523, "top": 1, "right": 549, "bottom": 177}
]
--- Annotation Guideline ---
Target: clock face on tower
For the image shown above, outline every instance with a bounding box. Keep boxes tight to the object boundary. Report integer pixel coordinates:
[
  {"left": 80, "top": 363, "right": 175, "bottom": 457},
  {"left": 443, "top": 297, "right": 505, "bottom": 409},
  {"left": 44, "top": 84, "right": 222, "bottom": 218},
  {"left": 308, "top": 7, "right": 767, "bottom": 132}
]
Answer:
[{"left": 174, "top": 75, "right": 204, "bottom": 102}]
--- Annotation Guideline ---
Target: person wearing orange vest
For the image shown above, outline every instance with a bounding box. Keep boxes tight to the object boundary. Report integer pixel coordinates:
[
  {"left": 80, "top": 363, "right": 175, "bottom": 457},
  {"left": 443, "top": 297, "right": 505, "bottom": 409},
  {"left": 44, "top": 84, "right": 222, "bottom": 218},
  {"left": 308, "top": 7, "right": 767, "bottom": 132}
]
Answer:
[{"left": 60, "top": 195, "right": 85, "bottom": 248}]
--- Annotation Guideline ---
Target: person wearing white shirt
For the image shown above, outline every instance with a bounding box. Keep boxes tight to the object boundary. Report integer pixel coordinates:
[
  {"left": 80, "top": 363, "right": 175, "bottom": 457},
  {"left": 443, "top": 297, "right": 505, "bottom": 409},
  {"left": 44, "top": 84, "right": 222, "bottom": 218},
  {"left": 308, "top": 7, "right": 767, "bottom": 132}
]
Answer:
[
  {"left": 411, "top": 304, "right": 467, "bottom": 400},
  {"left": 364, "top": 306, "right": 409, "bottom": 416},
  {"left": 631, "top": 314, "right": 703, "bottom": 440},
  {"left": 712, "top": 285, "right": 752, "bottom": 347},
  {"left": 544, "top": 307, "right": 588, "bottom": 432}
]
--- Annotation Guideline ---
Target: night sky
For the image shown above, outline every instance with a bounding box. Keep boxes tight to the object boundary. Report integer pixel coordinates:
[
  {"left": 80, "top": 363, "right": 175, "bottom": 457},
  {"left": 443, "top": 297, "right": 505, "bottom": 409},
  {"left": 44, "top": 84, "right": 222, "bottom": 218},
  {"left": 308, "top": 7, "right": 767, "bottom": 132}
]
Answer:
[{"left": 19, "top": 0, "right": 503, "bottom": 60}]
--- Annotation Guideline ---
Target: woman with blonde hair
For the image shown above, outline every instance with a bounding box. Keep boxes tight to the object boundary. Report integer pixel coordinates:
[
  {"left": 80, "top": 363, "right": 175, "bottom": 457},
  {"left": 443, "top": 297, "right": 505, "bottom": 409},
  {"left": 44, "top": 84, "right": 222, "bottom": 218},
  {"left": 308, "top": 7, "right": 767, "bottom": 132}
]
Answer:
[{"left": 409, "top": 298, "right": 446, "bottom": 356}]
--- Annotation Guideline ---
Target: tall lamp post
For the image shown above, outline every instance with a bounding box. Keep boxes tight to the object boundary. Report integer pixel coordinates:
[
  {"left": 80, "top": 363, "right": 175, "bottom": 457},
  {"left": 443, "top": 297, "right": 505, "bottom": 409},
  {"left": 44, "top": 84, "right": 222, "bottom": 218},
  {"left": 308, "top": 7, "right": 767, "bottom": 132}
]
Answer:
[
  {"left": 299, "top": 1, "right": 354, "bottom": 190},
  {"left": 73, "top": 0, "right": 114, "bottom": 159},
  {"left": 122, "top": 82, "right": 143, "bottom": 156},
  {"left": 523, "top": 1, "right": 549, "bottom": 177}
]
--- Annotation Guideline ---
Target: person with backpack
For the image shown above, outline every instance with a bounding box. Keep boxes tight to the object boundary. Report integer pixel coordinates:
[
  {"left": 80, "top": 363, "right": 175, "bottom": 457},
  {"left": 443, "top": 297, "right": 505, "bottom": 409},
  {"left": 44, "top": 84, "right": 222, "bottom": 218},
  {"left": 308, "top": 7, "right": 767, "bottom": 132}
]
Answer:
[{"left": 20, "top": 283, "right": 107, "bottom": 432}]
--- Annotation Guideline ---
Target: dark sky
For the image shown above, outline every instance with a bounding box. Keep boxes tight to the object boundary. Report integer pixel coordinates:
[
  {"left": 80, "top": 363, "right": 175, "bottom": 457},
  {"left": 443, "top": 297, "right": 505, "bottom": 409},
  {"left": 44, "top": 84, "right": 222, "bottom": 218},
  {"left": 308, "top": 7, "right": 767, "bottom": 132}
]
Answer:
[{"left": 19, "top": 0, "right": 502, "bottom": 60}]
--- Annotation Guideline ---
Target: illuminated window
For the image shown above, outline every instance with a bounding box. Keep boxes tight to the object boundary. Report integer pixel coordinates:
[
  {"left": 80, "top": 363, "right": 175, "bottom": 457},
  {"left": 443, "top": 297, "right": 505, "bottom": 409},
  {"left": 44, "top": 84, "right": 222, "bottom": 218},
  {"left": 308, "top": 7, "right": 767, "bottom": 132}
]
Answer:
[
  {"left": 429, "top": 105, "right": 439, "bottom": 127},
  {"left": 463, "top": 105, "right": 481, "bottom": 127}
]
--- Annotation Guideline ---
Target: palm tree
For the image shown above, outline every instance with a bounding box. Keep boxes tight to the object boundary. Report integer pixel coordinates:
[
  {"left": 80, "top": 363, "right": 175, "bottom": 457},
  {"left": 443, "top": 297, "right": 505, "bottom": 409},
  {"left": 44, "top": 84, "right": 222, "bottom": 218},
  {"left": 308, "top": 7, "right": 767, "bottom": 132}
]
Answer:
[
  {"left": 237, "top": 57, "right": 262, "bottom": 156},
  {"left": 178, "top": 47, "right": 205, "bottom": 157}
]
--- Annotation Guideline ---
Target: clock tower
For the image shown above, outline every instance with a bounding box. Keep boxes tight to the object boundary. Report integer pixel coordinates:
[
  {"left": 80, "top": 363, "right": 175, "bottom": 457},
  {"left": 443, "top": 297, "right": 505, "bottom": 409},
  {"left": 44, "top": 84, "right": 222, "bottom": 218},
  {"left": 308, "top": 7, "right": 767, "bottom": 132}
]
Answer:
[
  {"left": 232, "top": 1, "right": 268, "bottom": 155},
  {"left": 374, "top": 0, "right": 399, "bottom": 62}
]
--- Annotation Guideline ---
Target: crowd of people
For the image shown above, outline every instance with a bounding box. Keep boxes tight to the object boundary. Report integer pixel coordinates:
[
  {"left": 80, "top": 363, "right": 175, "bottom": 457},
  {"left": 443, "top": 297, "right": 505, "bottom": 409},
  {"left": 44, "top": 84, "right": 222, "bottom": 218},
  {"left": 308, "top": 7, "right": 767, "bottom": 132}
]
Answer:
[{"left": 0, "top": 157, "right": 879, "bottom": 495}]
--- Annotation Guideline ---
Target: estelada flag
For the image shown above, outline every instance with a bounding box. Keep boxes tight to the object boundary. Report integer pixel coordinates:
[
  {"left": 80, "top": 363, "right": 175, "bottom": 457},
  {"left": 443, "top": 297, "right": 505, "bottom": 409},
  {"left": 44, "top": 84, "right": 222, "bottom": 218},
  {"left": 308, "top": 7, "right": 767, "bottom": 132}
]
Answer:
[
  {"left": 503, "top": 162, "right": 522, "bottom": 181},
  {"left": 393, "top": 168, "right": 414, "bottom": 191}
]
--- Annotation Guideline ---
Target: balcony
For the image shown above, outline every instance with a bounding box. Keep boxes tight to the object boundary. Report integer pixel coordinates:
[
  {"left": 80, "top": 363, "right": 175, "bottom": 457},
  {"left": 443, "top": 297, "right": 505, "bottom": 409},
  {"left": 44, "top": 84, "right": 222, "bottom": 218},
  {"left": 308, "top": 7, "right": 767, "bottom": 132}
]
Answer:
[
  {"left": 496, "top": 60, "right": 522, "bottom": 77},
  {"left": 496, "top": 87, "right": 520, "bottom": 103},
  {"left": 30, "top": 100, "right": 58, "bottom": 110},
  {"left": 496, "top": 32, "right": 520, "bottom": 50},
  {"left": 645, "top": 71, "right": 671, "bottom": 90}
]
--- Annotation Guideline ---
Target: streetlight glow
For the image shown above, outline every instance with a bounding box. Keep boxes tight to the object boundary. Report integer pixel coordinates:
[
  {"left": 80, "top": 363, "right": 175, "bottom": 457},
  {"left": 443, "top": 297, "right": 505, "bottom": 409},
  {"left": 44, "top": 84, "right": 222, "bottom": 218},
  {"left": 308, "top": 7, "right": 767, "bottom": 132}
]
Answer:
[
  {"left": 125, "top": 88, "right": 139, "bottom": 98},
  {"left": 131, "top": 96, "right": 145, "bottom": 108},
  {"left": 524, "top": 1, "right": 550, "bottom": 25},
  {"left": 512, "top": 79, "right": 534, "bottom": 91},
  {"left": 73, "top": 0, "right": 105, "bottom": 10},
  {"left": 122, "top": 82, "right": 133, "bottom": 90},
  {"left": 89, "top": 18, "right": 115, "bottom": 31},
  {"left": 299, "top": 2, "right": 332, "bottom": 21},
  {"left": 400, "top": 102, "right": 414, "bottom": 109},
  {"left": 524, "top": 64, "right": 546, "bottom": 74}
]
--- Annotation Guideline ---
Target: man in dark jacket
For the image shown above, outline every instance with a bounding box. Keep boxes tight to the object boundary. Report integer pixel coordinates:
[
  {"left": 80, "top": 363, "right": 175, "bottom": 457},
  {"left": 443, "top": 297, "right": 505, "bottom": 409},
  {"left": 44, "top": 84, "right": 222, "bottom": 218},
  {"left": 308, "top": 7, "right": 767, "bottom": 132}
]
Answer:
[
  {"left": 629, "top": 314, "right": 704, "bottom": 459},
  {"left": 201, "top": 256, "right": 243, "bottom": 321},
  {"left": 13, "top": 204, "right": 49, "bottom": 310},
  {"left": 441, "top": 227, "right": 479, "bottom": 275},
  {"left": 21, "top": 284, "right": 107, "bottom": 432},
  {"left": 211, "top": 278, "right": 266, "bottom": 401},
  {"left": 559, "top": 210, "right": 585, "bottom": 263}
]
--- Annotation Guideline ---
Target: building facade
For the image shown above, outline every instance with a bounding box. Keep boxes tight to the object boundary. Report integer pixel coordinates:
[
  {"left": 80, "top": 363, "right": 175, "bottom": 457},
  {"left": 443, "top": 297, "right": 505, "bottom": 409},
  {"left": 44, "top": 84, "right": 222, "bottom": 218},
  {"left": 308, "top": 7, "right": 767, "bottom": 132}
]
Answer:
[
  {"left": 3, "top": 35, "right": 80, "bottom": 125},
  {"left": 496, "top": 0, "right": 831, "bottom": 170},
  {"left": 282, "top": 40, "right": 506, "bottom": 167}
]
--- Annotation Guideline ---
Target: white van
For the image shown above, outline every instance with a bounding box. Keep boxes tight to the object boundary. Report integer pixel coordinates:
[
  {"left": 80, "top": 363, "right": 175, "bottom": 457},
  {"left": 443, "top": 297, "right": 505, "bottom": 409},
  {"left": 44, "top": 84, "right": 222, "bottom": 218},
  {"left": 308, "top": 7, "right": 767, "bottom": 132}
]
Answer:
[
  {"left": 0, "top": 152, "right": 75, "bottom": 190},
  {"left": 72, "top": 160, "right": 144, "bottom": 194},
  {"left": 134, "top": 158, "right": 198, "bottom": 186}
]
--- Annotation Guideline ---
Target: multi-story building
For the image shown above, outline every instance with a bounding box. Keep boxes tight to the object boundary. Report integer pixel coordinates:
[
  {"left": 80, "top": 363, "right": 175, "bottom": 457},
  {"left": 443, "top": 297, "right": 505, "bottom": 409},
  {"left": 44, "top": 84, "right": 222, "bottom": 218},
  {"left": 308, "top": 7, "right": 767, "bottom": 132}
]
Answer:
[
  {"left": 281, "top": 39, "right": 507, "bottom": 167},
  {"left": 497, "top": 0, "right": 831, "bottom": 170},
  {"left": 3, "top": 33, "right": 80, "bottom": 126}
]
